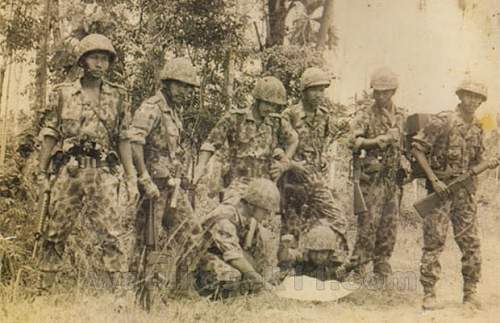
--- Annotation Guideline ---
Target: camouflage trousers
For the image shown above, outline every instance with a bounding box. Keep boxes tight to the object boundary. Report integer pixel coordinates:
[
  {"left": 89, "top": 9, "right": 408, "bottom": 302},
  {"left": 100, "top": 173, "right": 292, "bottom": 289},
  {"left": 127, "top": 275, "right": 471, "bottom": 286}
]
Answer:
[
  {"left": 351, "top": 178, "right": 400, "bottom": 277},
  {"left": 39, "top": 165, "right": 135, "bottom": 274},
  {"left": 420, "top": 185, "right": 480, "bottom": 295}
]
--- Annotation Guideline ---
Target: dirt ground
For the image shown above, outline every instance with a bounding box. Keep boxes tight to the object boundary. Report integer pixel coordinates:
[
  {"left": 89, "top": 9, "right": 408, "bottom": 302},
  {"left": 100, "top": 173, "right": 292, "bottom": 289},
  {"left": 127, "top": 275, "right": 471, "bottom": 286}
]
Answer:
[{"left": 2, "top": 179, "right": 499, "bottom": 323}]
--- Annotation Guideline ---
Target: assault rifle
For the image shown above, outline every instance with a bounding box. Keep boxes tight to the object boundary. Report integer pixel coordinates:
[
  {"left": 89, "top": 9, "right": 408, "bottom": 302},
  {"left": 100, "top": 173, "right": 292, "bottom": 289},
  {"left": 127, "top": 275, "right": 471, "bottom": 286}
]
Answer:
[
  {"left": 136, "top": 199, "right": 155, "bottom": 311},
  {"left": 413, "top": 158, "right": 500, "bottom": 217}
]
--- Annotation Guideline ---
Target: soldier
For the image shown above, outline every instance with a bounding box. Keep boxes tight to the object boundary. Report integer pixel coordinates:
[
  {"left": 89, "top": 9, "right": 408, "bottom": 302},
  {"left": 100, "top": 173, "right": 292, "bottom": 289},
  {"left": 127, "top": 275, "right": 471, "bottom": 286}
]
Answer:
[
  {"left": 129, "top": 57, "right": 199, "bottom": 250},
  {"left": 411, "top": 80, "right": 488, "bottom": 310},
  {"left": 349, "top": 67, "right": 406, "bottom": 284},
  {"left": 37, "top": 34, "right": 138, "bottom": 291},
  {"left": 194, "top": 178, "right": 281, "bottom": 298},
  {"left": 193, "top": 76, "right": 298, "bottom": 198},
  {"left": 276, "top": 67, "right": 348, "bottom": 268},
  {"left": 278, "top": 221, "right": 346, "bottom": 281}
]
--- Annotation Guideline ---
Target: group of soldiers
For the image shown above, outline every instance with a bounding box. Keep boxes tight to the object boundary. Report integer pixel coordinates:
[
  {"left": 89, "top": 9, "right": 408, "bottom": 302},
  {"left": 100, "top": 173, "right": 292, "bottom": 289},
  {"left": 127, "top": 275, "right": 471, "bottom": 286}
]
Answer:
[{"left": 34, "top": 33, "right": 496, "bottom": 311}]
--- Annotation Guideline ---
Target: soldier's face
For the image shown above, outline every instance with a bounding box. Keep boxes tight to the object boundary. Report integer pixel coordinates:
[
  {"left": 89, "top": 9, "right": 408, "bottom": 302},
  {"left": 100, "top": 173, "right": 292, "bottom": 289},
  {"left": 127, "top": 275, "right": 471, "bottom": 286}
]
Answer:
[
  {"left": 308, "top": 250, "right": 330, "bottom": 265},
  {"left": 82, "top": 52, "right": 111, "bottom": 79},
  {"left": 373, "top": 89, "right": 395, "bottom": 107},
  {"left": 459, "top": 91, "right": 484, "bottom": 115},
  {"left": 303, "top": 86, "right": 326, "bottom": 108},
  {"left": 165, "top": 81, "right": 195, "bottom": 105},
  {"left": 256, "top": 100, "right": 278, "bottom": 118}
]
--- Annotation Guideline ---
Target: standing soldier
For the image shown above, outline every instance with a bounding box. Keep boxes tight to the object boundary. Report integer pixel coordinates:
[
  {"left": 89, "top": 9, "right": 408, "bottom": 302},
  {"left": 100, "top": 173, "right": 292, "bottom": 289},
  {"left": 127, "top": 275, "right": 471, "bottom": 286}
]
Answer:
[
  {"left": 193, "top": 76, "right": 298, "bottom": 199},
  {"left": 129, "top": 57, "right": 199, "bottom": 250},
  {"left": 411, "top": 80, "right": 488, "bottom": 310},
  {"left": 37, "top": 34, "right": 138, "bottom": 291},
  {"left": 277, "top": 67, "right": 348, "bottom": 267},
  {"left": 350, "top": 67, "right": 406, "bottom": 283}
]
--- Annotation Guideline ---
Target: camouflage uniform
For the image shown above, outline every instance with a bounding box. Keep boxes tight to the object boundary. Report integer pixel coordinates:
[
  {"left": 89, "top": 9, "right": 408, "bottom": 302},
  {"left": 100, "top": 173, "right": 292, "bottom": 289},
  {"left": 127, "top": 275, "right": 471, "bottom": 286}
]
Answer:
[
  {"left": 200, "top": 107, "right": 296, "bottom": 197},
  {"left": 412, "top": 108, "right": 484, "bottom": 296},
  {"left": 281, "top": 101, "right": 348, "bottom": 251},
  {"left": 350, "top": 102, "right": 406, "bottom": 277},
  {"left": 129, "top": 90, "right": 194, "bottom": 249},
  {"left": 194, "top": 202, "right": 271, "bottom": 297},
  {"left": 39, "top": 79, "right": 134, "bottom": 274}
]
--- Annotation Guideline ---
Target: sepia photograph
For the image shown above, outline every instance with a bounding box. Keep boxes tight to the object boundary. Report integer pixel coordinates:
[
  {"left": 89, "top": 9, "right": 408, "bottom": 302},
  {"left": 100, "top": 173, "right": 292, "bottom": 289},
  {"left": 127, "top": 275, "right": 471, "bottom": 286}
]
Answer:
[{"left": 0, "top": 0, "right": 499, "bottom": 322}]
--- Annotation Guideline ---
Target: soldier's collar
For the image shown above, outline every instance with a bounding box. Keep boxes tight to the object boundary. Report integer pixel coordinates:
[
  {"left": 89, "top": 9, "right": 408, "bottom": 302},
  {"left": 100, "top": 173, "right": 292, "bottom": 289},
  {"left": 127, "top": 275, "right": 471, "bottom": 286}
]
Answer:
[
  {"left": 156, "top": 90, "right": 176, "bottom": 114},
  {"left": 70, "top": 78, "right": 113, "bottom": 95},
  {"left": 299, "top": 101, "right": 328, "bottom": 120}
]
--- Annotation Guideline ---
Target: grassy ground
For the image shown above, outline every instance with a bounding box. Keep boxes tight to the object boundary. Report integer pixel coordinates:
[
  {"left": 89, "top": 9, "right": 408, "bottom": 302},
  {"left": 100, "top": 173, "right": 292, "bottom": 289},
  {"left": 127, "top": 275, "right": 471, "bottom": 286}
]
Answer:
[{"left": 1, "top": 178, "right": 500, "bottom": 323}]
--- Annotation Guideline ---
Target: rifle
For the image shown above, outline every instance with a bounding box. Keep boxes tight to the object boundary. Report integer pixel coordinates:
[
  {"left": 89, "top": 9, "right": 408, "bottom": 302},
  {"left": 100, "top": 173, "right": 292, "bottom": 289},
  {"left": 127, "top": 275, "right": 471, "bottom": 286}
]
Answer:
[
  {"left": 32, "top": 189, "right": 50, "bottom": 260},
  {"left": 352, "top": 150, "right": 368, "bottom": 215},
  {"left": 136, "top": 198, "right": 156, "bottom": 311},
  {"left": 413, "top": 158, "right": 500, "bottom": 217}
]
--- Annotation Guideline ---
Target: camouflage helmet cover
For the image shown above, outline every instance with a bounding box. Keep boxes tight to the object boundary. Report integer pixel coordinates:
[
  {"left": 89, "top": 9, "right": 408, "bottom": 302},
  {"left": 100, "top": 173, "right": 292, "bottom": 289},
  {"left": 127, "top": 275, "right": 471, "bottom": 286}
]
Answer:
[
  {"left": 252, "top": 76, "right": 287, "bottom": 105},
  {"left": 77, "top": 34, "right": 116, "bottom": 64},
  {"left": 243, "top": 178, "right": 281, "bottom": 214},
  {"left": 300, "top": 67, "right": 331, "bottom": 91},
  {"left": 160, "top": 57, "right": 200, "bottom": 87},
  {"left": 302, "top": 225, "right": 338, "bottom": 251},
  {"left": 456, "top": 80, "right": 487, "bottom": 101},
  {"left": 370, "top": 67, "right": 398, "bottom": 90}
]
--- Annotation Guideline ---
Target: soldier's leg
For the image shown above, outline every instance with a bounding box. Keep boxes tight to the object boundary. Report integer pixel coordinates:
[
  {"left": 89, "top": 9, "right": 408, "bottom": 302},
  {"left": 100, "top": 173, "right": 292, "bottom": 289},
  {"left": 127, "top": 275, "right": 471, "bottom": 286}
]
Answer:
[
  {"left": 39, "top": 168, "right": 85, "bottom": 290},
  {"left": 373, "top": 185, "right": 400, "bottom": 278},
  {"left": 351, "top": 182, "right": 383, "bottom": 275},
  {"left": 450, "top": 187, "right": 481, "bottom": 304},
  {"left": 420, "top": 202, "right": 450, "bottom": 298}
]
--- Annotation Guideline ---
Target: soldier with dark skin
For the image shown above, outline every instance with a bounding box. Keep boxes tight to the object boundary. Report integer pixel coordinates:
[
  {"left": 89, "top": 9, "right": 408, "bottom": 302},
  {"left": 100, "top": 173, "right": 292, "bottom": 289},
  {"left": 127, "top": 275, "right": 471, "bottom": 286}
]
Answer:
[
  {"left": 37, "top": 34, "right": 138, "bottom": 291},
  {"left": 129, "top": 57, "right": 199, "bottom": 250},
  {"left": 349, "top": 67, "right": 407, "bottom": 284},
  {"left": 412, "top": 80, "right": 490, "bottom": 310}
]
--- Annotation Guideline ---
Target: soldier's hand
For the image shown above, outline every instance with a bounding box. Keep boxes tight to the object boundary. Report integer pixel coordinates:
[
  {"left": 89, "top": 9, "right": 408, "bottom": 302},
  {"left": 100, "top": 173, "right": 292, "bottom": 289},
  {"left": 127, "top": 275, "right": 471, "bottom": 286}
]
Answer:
[
  {"left": 270, "top": 159, "right": 290, "bottom": 180},
  {"left": 37, "top": 170, "right": 51, "bottom": 194},
  {"left": 430, "top": 177, "right": 449, "bottom": 200},
  {"left": 353, "top": 137, "right": 365, "bottom": 151},
  {"left": 138, "top": 173, "right": 160, "bottom": 199},
  {"left": 125, "top": 174, "right": 140, "bottom": 205}
]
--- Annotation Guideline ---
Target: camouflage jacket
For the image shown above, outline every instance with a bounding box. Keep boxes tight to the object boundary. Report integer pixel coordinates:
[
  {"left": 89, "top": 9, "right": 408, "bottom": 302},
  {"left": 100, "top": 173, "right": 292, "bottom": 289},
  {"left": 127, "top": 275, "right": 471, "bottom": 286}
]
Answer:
[
  {"left": 200, "top": 106, "right": 297, "bottom": 179},
  {"left": 351, "top": 103, "right": 406, "bottom": 176},
  {"left": 40, "top": 79, "right": 131, "bottom": 154},
  {"left": 207, "top": 203, "right": 267, "bottom": 269},
  {"left": 412, "top": 106, "right": 484, "bottom": 178},
  {"left": 129, "top": 90, "right": 192, "bottom": 179},
  {"left": 282, "top": 100, "right": 344, "bottom": 173}
]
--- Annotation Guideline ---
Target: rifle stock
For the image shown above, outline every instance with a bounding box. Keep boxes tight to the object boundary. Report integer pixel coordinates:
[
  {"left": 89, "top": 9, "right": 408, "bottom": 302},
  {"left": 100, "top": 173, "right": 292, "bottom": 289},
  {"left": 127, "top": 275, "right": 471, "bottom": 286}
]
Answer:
[{"left": 413, "top": 158, "right": 500, "bottom": 217}]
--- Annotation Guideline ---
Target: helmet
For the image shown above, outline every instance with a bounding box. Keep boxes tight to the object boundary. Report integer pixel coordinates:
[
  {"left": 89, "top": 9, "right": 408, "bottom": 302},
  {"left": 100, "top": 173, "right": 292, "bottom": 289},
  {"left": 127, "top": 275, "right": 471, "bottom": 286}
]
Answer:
[
  {"left": 302, "top": 225, "right": 338, "bottom": 251},
  {"left": 243, "top": 178, "right": 281, "bottom": 213},
  {"left": 77, "top": 34, "right": 116, "bottom": 64},
  {"left": 252, "top": 76, "right": 287, "bottom": 105},
  {"left": 159, "top": 57, "right": 200, "bottom": 87},
  {"left": 300, "top": 67, "right": 331, "bottom": 91},
  {"left": 370, "top": 67, "right": 398, "bottom": 90},
  {"left": 456, "top": 80, "right": 487, "bottom": 101}
]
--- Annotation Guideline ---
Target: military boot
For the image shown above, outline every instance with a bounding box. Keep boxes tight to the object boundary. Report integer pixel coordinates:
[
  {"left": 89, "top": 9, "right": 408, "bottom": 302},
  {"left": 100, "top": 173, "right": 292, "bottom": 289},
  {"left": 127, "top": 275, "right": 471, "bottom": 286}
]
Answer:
[
  {"left": 422, "top": 288, "right": 443, "bottom": 310},
  {"left": 463, "top": 283, "right": 481, "bottom": 310}
]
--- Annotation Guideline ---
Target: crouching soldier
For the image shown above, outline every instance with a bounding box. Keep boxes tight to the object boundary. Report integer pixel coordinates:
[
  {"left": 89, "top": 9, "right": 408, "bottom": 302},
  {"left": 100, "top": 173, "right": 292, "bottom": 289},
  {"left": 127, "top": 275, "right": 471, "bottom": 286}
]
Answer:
[
  {"left": 193, "top": 178, "right": 281, "bottom": 299},
  {"left": 278, "top": 220, "right": 346, "bottom": 281}
]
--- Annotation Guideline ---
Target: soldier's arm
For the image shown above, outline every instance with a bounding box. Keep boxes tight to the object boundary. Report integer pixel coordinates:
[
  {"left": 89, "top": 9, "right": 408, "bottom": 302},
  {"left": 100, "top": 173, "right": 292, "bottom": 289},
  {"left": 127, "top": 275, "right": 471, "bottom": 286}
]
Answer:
[
  {"left": 281, "top": 117, "right": 299, "bottom": 159},
  {"left": 38, "top": 88, "right": 61, "bottom": 174},
  {"left": 129, "top": 102, "right": 160, "bottom": 177},
  {"left": 194, "top": 112, "right": 233, "bottom": 183}
]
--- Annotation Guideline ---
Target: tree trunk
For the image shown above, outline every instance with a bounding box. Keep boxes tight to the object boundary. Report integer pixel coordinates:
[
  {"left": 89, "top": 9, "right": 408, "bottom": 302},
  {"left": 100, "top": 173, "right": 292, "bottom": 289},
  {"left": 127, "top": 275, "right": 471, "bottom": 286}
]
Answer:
[
  {"left": 223, "top": 49, "right": 234, "bottom": 109},
  {"left": 266, "top": 0, "right": 288, "bottom": 47},
  {"left": 316, "top": 0, "right": 334, "bottom": 49}
]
